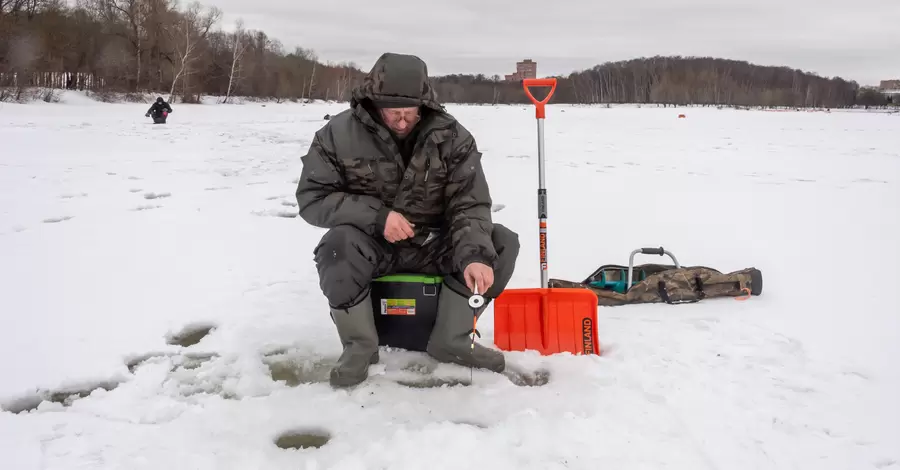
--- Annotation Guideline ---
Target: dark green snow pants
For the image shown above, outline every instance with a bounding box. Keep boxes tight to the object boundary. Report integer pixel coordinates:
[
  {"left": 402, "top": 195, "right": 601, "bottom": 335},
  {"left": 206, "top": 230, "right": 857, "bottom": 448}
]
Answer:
[{"left": 313, "top": 224, "right": 520, "bottom": 308}]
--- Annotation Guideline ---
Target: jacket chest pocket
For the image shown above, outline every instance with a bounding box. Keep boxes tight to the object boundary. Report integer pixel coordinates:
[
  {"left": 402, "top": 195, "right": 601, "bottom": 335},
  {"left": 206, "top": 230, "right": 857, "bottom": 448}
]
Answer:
[{"left": 340, "top": 157, "right": 382, "bottom": 194}]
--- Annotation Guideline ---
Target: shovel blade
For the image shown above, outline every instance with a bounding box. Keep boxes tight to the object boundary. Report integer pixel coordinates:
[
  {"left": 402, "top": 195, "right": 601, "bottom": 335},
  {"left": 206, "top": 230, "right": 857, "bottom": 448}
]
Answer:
[{"left": 493, "top": 288, "right": 600, "bottom": 356}]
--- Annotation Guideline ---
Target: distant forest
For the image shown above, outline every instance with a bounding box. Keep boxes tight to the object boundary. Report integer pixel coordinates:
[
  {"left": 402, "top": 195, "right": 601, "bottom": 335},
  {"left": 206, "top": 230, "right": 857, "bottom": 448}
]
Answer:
[{"left": 0, "top": 0, "right": 895, "bottom": 108}]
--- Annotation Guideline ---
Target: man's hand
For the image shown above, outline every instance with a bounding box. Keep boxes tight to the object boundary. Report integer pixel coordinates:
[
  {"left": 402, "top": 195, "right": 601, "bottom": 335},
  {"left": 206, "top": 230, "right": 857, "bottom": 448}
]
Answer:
[
  {"left": 383, "top": 211, "right": 415, "bottom": 243},
  {"left": 464, "top": 262, "right": 494, "bottom": 295}
]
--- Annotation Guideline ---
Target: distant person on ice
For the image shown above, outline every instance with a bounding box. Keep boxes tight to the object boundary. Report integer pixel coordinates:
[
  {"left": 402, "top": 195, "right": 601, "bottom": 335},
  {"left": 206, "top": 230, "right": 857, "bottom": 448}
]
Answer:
[
  {"left": 145, "top": 96, "right": 173, "bottom": 124},
  {"left": 295, "top": 52, "right": 520, "bottom": 388}
]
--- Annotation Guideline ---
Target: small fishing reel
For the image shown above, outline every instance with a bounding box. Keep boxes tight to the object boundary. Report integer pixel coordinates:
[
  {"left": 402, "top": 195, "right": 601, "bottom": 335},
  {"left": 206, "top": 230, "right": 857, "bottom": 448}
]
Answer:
[{"left": 468, "top": 288, "right": 485, "bottom": 309}]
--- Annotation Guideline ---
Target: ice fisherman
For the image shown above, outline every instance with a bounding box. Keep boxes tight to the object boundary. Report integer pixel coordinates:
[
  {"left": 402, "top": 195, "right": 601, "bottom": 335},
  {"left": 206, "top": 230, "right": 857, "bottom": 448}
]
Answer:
[
  {"left": 145, "top": 96, "right": 173, "bottom": 124},
  {"left": 295, "top": 52, "right": 521, "bottom": 388}
]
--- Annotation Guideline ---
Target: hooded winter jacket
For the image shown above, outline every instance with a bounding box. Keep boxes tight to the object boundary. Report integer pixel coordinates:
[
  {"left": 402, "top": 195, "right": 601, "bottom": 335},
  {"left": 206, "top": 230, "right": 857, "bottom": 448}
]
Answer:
[{"left": 295, "top": 52, "right": 497, "bottom": 272}]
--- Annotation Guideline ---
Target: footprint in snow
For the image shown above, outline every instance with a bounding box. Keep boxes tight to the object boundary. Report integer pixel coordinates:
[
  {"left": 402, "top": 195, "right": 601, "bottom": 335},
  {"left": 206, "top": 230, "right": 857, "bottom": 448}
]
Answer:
[
  {"left": 43, "top": 216, "right": 73, "bottom": 224},
  {"left": 131, "top": 205, "right": 161, "bottom": 211},
  {"left": 280, "top": 200, "right": 298, "bottom": 207},
  {"left": 143, "top": 192, "right": 171, "bottom": 200},
  {"left": 204, "top": 186, "right": 231, "bottom": 191},
  {"left": 853, "top": 178, "right": 888, "bottom": 185},
  {"left": 450, "top": 420, "right": 489, "bottom": 429},
  {"left": 841, "top": 369, "right": 872, "bottom": 381},
  {"left": 128, "top": 188, "right": 142, "bottom": 193},
  {"left": 252, "top": 209, "right": 297, "bottom": 219},
  {"left": 60, "top": 192, "right": 88, "bottom": 199}
]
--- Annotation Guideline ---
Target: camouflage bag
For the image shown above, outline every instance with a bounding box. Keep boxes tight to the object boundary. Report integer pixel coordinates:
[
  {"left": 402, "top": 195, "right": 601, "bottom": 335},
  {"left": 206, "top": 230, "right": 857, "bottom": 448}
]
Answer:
[{"left": 548, "top": 247, "right": 763, "bottom": 307}]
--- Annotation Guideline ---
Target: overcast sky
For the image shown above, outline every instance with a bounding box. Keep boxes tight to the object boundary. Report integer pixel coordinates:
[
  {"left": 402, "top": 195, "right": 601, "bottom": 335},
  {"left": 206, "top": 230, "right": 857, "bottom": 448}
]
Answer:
[{"left": 205, "top": 0, "right": 899, "bottom": 86}]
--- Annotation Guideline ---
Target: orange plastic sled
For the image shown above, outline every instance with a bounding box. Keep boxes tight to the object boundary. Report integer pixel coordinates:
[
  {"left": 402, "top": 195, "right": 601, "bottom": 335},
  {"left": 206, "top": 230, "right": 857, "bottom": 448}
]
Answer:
[{"left": 493, "top": 78, "right": 601, "bottom": 356}]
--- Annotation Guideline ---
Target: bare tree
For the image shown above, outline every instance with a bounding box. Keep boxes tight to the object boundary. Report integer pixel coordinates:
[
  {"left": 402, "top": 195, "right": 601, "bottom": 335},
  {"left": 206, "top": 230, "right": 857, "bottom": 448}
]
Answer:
[
  {"left": 330, "top": 62, "right": 354, "bottom": 101},
  {"left": 222, "top": 17, "right": 245, "bottom": 103},
  {"left": 167, "top": 0, "right": 218, "bottom": 102},
  {"left": 304, "top": 60, "right": 316, "bottom": 101},
  {"left": 94, "top": 0, "right": 148, "bottom": 91}
]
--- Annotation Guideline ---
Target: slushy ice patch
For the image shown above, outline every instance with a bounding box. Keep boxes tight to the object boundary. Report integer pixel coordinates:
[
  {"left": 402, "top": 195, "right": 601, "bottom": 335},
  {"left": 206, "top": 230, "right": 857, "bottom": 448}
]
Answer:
[
  {"left": 275, "top": 429, "right": 331, "bottom": 450},
  {"left": 1, "top": 380, "right": 121, "bottom": 414}
]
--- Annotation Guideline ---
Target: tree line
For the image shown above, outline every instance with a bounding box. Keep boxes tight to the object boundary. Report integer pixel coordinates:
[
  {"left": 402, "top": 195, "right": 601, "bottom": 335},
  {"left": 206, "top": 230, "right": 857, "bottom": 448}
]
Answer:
[
  {"left": 1, "top": 0, "right": 359, "bottom": 103},
  {"left": 432, "top": 58, "right": 894, "bottom": 109},
  {"left": 1, "top": 0, "right": 894, "bottom": 108}
]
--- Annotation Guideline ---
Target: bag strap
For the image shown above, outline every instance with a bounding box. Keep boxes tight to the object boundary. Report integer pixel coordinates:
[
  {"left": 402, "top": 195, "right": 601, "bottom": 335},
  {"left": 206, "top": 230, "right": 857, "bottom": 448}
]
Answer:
[{"left": 656, "top": 275, "right": 706, "bottom": 305}]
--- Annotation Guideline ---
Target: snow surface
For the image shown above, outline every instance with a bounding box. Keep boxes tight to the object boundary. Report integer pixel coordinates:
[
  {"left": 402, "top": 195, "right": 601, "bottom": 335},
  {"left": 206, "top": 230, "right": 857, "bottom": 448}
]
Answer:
[{"left": 1, "top": 92, "right": 899, "bottom": 469}]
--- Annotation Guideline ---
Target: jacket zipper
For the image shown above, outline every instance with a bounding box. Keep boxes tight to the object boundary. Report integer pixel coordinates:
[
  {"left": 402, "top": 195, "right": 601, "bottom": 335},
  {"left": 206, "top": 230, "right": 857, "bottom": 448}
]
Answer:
[{"left": 355, "top": 109, "right": 454, "bottom": 199}]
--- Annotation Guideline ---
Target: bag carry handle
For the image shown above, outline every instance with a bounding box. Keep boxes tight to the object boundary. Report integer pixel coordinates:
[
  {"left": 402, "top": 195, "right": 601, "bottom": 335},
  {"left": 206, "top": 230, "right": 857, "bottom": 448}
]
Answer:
[{"left": 627, "top": 247, "right": 681, "bottom": 292}]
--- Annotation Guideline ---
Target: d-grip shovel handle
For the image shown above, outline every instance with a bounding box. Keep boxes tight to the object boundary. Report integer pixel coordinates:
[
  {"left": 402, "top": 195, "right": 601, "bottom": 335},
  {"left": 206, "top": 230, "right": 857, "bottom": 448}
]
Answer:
[
  {"left": 523, "top": 78, "right": 558, "bottom": 119},
  {"left": 523, "top": 77, "right": 558, "bottom": 289}
]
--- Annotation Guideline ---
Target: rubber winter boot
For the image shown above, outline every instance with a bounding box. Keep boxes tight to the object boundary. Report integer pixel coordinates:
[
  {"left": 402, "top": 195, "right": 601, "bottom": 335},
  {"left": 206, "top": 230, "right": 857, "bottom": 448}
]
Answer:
[
  {"left": 329, "top": 291, "right": 379, "bottom": 388},
  {"left": 426, "top": 284, "right": 505, "bottom": 373}
]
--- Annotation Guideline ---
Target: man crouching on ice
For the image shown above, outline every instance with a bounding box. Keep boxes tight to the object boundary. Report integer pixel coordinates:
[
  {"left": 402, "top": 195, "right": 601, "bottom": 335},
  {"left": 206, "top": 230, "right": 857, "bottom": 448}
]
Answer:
[{"left": 295, "top": 52, "right": 520, "bottom": 388}]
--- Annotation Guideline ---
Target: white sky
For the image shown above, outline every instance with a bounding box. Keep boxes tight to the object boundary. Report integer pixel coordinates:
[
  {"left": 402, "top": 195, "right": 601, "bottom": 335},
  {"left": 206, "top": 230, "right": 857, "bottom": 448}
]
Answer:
[{"left": 207, "top": 0, "right": 899, "bottom": 86}]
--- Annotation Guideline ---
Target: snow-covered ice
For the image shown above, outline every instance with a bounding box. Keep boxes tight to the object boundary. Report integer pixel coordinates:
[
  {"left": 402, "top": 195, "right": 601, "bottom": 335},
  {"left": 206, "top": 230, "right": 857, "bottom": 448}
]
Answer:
[{"left": 1, "top": 94, "right": 898, "bottom": 469}]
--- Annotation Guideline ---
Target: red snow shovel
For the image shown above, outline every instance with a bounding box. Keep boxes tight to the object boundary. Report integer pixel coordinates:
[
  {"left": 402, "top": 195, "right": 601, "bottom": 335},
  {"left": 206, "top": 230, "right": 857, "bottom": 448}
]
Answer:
[{"left": 493, "top": 78, "right": 601, "bottom": 356}]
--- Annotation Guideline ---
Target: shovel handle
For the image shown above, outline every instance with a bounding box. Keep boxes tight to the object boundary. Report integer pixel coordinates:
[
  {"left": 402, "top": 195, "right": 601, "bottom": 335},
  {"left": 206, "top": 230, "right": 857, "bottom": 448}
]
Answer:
[{"left": 523, "top": 78, "right": 557, "bottom": 119}]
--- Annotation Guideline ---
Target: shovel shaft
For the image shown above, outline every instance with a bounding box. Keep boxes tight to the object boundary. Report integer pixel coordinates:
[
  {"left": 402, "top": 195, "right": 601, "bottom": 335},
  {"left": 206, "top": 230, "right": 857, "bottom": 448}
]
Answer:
[
  {"left": 523, "top": 78, "right": 557, "bottom": 289},
  {"left": 537, "top": 118, "right": 548, "bottom": 288}
]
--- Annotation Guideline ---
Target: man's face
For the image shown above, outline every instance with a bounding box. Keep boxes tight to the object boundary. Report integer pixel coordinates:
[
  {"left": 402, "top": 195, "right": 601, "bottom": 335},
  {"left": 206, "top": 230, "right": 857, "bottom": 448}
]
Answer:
[{"left": 379, "top": 106, "right": 420, "bottom": 137}]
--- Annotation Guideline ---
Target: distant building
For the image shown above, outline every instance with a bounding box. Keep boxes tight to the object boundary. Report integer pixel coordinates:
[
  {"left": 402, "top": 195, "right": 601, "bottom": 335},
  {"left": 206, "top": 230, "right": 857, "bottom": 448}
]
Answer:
[
  {"left": 878, "top": 80, "right": 900, "bottom": 104},
  {"left": 879, "top": 79, "right": 900, "bottom": 91},
  {"left": 517, "top": 59, "right": 537, "bottom": 79},
  {"left": 505, "top": 59, "right": 537, "bottom": 82}
]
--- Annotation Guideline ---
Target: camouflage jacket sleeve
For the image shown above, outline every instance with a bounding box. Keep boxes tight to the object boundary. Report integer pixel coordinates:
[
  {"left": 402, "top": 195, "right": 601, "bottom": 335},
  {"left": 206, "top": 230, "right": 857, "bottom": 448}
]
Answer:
[
  {"left": 295, "top": 129, "right": 391, "bottom": 237},
  {"left": 443, "top": 128, "right": 498, "bottom": 273}
]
